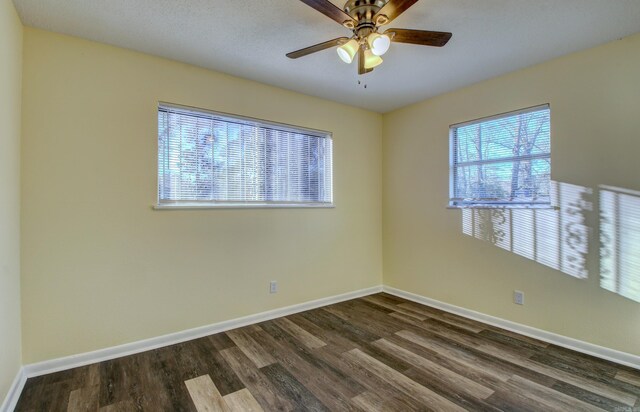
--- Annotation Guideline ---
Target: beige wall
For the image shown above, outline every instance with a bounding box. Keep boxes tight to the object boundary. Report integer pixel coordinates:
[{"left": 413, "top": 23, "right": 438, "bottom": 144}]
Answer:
[
  {"left": 383, "top": 33, "right": 640, "bottom": 356},
  {"left": 21, "top": 28, "right": 382, "bottom": 363},
  {"left": 18, "top": 20, "right": 640, "bottom": 364},
  {"left": 0, "top": 0, "right": 23, "bottom": 401}
]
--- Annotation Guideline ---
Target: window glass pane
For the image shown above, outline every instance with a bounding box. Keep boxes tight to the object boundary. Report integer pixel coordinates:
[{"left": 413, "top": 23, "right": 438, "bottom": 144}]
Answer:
[
  {"left": 453, "top": 159, "right": 551, "bottom": 204},
  {"left": 158, "top": 105, "right": 333, "bottom": 206},
  {"left": 450, "top": 105, "right": 551, "bottom": 207}
]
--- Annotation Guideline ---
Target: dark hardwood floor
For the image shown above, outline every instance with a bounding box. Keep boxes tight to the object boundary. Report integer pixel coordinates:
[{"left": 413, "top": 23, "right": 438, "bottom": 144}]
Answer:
[{"left": 14, "top": 293, "right": 640, "bottom": 411}]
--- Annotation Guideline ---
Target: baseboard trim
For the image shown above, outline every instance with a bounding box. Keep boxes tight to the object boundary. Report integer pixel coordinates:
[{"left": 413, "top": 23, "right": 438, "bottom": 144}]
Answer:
[
  {"left": 23, "top": 285, "right": 383, "bottom": 378},
  {"left": 383, "top": 286, "right": 640, "bottom": 370},
  {"left": 0, "top": 367, "right": 26, "bottom": 412}
]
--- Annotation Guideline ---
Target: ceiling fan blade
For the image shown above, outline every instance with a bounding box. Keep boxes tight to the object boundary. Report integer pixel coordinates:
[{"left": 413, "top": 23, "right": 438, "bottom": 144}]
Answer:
[
  {"left": 358, "top": 47, "right": 373, "bottom": 75},
  {"left": 286, "top": 37, "right": 350, "bottom": 59},
  {"left": 298, "top": 0, "right": 356, "bottom": 26},
  {"left": 385, "top": 28, "right": 452, "bottom": 47},
  {"left": 373, "top": 0, "right": 420, "bottom": 25}
]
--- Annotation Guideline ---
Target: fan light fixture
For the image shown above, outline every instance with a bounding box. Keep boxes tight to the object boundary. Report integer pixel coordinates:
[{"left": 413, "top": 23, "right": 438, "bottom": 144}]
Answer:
[
  {"left": 337, "top": 39, "right": 359, "bottom": 64},
  {"left": 337, "top": 33, "right": 389, "bottom": 67},
  {"left": 363, "top": 49, "right": 383, "bottom": 69},
  {"left": 367, "top": 33, "right": 391, "bottom": 56}
]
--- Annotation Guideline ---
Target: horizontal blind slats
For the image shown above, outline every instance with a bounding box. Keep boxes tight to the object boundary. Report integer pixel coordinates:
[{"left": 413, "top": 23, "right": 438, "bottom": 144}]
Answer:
[{"left": 158, "top": 105, "right": 332, "bottom": 204}]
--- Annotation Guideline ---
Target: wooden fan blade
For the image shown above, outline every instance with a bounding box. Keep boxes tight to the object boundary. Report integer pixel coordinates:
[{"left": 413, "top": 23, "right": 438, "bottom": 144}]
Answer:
[
  {"left": 286, "top": 37, "right": 350, "bottom": 59},
  {"left": 385, "top": 28, "right": 452, "bottom": 47},
  {"left": 358, "top": 47, "right": 373, "bottom": 75},
  {"left": 373, "top": 0, "right": 420, "bottom": 25},
  {"left": 298, "top": 0, "right": 356, "bottom": 26}
]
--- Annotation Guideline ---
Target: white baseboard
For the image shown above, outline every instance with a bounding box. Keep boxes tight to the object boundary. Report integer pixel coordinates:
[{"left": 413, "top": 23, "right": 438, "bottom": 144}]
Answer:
[
  {"left": 0, "top": 367, "right": 26, "bottom": 412},
  {"left": 23, "top": 285, "right": 383, "bottom": 379},
  {"left": 383, "top": 286, "right": 640, "bottom": 370}
]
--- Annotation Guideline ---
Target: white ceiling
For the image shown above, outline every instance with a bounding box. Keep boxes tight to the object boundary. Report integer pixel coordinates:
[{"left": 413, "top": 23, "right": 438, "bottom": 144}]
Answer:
[{"left": 13, "top": 0, "right": 640, "bottom": 113}]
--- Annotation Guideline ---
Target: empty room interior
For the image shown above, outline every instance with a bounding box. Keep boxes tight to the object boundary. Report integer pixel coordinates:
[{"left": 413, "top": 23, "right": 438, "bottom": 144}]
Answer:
[{"left": 2, "top": 0, "right": 640, "bottom": 410}]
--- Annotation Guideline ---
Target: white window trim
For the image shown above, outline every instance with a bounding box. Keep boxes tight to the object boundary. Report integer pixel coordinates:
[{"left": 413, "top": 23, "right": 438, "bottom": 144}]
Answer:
[{"left": 153, "top": 202, "right": 335, "bottom": 210}]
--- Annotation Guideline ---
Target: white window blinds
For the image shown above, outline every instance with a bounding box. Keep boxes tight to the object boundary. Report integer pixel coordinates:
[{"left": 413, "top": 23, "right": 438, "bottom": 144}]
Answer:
[
  {"left": 158, "top": 104, "right": 333, "bottom": 207},
  {"left": 450, "top": 104, "right": 551, "bottom": 208}
]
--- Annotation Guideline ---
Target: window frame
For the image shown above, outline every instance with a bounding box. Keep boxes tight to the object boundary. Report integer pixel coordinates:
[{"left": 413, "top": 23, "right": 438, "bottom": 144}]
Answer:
[
  {"left": 448, "top": 104, "right": 552, "bottom": 209},
  {"left": 154, "top": 102, "right": 334, "bottom": 210}
]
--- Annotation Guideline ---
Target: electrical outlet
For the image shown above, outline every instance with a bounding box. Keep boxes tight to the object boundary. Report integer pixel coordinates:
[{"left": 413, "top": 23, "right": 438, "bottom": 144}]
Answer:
[
  {"left": 514, "top": 290, "right": 524, "bottom": 305},
  {"left": 270, "top": 281, "right": 278, "bottom": 294}
]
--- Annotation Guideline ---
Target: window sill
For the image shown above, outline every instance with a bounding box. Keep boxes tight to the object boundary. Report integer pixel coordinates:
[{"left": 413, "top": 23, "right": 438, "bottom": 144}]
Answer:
[
  {"left": 447, "top": 205, "right": 559, "bottom": 210},
  {"left": 153, "top": 202, "right": 335, "bottom": 210}
]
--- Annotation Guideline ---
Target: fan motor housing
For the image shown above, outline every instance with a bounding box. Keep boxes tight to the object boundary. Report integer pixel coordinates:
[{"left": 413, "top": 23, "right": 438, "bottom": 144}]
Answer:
[{"left": 344, "top": 0, "right": 387, "bottom": 23}]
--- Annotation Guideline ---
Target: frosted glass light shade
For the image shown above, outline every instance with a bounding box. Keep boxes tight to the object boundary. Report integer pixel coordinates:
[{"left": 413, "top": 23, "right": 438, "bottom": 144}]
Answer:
[
  {"left": 337, "top": 39, "right": 359, "bottom": 64},
  {"left": 364, "top": 49, "right": 383, "bottom": 69},
  {"left": 367, "top": 33, "right": 391, "bottom": 56}
]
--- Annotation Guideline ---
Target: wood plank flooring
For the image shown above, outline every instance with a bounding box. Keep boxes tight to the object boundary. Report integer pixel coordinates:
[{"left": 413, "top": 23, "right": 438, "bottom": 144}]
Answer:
[{"left": 14, "top": 293, "right": 640, "bottom": 411}]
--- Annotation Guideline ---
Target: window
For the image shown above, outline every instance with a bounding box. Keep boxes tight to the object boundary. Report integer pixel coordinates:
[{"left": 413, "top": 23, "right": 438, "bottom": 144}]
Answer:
[
  {"left": 157, "top": 103, "right": 333, "bottom": 208},
  {"left": 449, "top": 104, "right": 551, "bottom": 208}
]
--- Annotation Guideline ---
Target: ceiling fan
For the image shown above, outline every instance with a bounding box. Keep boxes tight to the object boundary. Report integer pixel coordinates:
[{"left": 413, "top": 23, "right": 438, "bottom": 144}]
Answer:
[{"left": 287, "top": 0, "right": 452, "bottom": 74}]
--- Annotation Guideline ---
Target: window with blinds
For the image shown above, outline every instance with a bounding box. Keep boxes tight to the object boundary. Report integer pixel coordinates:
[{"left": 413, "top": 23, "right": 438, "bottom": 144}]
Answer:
[
  {"left": 157, "top": 103, "right": 333, "bottom": 208},
  {"left": 449, "top": 104, "right": 551, "bottom": 208}
]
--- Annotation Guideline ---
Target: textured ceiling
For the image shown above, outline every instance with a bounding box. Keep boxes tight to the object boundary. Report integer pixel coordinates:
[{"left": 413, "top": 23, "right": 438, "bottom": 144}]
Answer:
[{"left": 13, "top": 0, "right": 640, "bottom": 113}]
